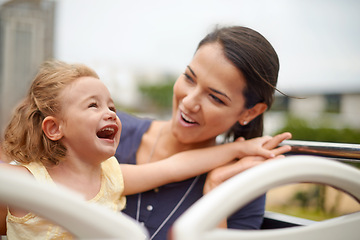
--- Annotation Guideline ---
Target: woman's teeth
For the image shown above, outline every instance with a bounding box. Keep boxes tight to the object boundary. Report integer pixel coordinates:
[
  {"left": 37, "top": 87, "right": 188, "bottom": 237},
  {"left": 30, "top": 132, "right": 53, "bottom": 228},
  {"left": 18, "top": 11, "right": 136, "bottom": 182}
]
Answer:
[{"left": 181, "top": 112, "right": 195, "bottom": 123}]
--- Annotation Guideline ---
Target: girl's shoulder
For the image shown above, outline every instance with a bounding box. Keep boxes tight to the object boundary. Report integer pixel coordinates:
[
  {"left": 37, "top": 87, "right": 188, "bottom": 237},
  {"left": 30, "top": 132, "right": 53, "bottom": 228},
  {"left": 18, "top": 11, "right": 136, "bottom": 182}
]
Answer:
[{"left": 0, "top": 162, "right": 32, "bottom": 176}]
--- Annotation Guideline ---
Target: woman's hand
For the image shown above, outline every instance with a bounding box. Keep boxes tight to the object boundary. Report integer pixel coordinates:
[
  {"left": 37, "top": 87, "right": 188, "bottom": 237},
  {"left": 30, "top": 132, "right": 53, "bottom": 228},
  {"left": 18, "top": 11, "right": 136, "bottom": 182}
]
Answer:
[{"left": 203, "top": 132, "right": 292, "bottom": 195}]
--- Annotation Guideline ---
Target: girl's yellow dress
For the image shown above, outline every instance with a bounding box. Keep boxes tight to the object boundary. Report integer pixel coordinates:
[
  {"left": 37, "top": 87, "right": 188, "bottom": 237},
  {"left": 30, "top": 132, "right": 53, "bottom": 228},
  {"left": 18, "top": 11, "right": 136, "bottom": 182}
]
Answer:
[{"left": 6, "top": 157, "right": 125, "bottom": 240}]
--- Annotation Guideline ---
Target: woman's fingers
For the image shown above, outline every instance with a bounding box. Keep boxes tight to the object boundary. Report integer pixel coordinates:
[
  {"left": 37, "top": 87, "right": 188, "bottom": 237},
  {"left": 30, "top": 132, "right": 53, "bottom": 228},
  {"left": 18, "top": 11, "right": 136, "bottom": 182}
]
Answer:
[{"left": 204, "top": 153, "right": 288, "bottom": 194}]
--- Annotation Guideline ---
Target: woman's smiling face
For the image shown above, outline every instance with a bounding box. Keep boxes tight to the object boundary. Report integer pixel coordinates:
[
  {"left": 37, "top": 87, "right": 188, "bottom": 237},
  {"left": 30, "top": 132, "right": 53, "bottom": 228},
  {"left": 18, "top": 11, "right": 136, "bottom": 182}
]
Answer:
[{"left": 171, "top": 42, "right": 250, "bottom": 144}]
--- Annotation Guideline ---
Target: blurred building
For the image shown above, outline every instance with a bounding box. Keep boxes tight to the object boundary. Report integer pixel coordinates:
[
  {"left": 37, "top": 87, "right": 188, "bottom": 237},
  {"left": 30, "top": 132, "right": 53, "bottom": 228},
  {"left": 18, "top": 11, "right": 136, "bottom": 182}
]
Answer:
[
  {"left": 288, "top": 93, "right": 360, "bottom": 129},
  {"left": 266, "top": 90, "right": 360, "bottom": 135},
  {"left": 0, "top": 0, "right": 55, "bottom": 136}
]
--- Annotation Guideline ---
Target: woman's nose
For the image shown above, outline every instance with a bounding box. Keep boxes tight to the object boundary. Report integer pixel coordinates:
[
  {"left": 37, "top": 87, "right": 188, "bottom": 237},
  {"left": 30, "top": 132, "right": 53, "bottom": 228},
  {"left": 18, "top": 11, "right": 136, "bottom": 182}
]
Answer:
[{"left": 182, "top": 89, "right": 201, "bottom": 112}]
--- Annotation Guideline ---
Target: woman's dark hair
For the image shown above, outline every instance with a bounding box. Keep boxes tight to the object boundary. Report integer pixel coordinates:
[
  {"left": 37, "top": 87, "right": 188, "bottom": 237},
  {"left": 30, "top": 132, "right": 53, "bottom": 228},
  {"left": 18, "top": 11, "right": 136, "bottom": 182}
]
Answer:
[{"left": 197, "top": 26, "right": 280, "bottom": 140}]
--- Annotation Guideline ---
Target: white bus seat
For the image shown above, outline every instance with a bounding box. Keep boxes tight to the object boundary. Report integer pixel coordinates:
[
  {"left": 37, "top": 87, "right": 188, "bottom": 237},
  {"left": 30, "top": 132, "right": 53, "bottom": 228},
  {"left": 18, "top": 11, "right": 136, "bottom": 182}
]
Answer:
[
  {"left": 171, "top": 156, "right": 360, "bottom": 240},
  {"left": 0, "top": 167, "right": 148, "bottom": 239}
]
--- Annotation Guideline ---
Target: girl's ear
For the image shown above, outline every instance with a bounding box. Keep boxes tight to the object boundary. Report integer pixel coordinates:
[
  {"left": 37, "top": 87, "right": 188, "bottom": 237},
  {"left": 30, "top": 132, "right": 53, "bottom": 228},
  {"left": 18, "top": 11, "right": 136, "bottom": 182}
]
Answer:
[
  {"left": 238, "top": 103, "right": 268, "bottom": 125},
  {"left": 42, "top": 116, "right": 63, "bottom": 141}
]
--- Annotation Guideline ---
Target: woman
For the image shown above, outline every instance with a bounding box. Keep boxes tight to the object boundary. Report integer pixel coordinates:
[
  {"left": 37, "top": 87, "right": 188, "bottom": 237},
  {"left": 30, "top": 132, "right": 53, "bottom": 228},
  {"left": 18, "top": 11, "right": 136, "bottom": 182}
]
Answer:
[{"left": 115, "top": 26, "right": 291, "bottom": 240}]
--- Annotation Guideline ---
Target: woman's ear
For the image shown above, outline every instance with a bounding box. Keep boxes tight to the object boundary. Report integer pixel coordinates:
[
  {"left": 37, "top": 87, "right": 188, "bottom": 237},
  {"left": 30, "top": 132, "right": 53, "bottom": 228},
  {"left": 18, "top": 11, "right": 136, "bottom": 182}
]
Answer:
[
  {"left": 42, "top": 116, "right": 63, "bottom": 141},
  {"left": 238, "top": 103, "right": 268, "bottom": 125}
]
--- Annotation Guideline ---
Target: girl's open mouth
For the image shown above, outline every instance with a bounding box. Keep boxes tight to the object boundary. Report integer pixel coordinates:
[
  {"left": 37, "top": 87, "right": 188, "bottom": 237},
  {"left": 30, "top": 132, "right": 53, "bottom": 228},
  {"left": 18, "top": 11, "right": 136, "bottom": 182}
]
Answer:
[{"left": 96, "top": 126, "right": 118, "bottom": 140}]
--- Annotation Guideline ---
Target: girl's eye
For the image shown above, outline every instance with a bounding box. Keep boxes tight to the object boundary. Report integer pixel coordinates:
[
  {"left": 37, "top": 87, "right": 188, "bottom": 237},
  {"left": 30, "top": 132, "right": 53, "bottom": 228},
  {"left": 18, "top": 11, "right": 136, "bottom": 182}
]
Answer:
[
  {"left": 210, "top": 94, "right": 225, "bottom": 105},
  {"left": 88, "top": 102, "right": 98, "bottom": 108},
  {"left": 109, "top": 106, "right": 116, "bottom": 112}
]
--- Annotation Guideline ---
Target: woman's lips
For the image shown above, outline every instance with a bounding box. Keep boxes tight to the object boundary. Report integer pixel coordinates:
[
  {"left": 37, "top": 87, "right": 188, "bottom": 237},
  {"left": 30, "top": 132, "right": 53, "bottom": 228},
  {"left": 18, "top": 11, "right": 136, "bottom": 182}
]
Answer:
[{"left": 179, "top": 111, "right": 199, "bottom": 126}]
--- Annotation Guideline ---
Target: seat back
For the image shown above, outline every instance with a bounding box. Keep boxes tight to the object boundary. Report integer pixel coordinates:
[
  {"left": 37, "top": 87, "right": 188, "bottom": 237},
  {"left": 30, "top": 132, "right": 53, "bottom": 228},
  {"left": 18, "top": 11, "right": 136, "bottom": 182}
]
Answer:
[{"left": 0, "top": 167, "right": 148, "bottom": 239}]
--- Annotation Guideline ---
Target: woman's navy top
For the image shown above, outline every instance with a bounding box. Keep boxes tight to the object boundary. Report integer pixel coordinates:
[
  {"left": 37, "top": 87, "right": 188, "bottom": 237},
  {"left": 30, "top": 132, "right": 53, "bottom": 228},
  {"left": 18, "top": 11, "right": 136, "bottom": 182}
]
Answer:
[{"left": 115, "top": 111, "right": 265, "bottom": 240}]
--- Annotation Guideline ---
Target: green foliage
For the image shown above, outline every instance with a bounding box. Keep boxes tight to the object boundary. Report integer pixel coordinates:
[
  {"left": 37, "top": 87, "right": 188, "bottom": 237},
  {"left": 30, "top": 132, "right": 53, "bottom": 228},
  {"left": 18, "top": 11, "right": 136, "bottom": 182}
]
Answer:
[
  {"left": 138, "top": 76, "right": 175, "bottom": 112},
  {"left": 292, "top": 185, "right": 326, "bottom": 212},
  {"left": 267, "top": 205, "right": 338, "bottom": 221},
  {"left": 276, "top": 115, "right": 360, "bottom": 144},
  {"left": 271, "top": 115, "right": 360, "bottom": 220}
]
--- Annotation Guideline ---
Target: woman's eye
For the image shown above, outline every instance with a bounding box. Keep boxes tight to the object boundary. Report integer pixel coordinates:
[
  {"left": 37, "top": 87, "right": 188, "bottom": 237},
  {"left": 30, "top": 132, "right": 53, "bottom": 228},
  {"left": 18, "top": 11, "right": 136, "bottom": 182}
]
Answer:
[
  {"left": 210, "top": 94, "right": 225, "bottom": 105},
  {"left": 183, "top": 73, "right": 194, "bottom": 83}
]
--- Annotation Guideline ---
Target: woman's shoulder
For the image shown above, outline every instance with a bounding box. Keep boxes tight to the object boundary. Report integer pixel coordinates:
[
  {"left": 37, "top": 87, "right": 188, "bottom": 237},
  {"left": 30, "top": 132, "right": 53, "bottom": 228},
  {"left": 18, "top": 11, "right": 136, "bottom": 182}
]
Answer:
[
  {"left": 115, "top": 111, "right": 153, "bottom": 164},
  {"left": 116, "top": 111, "right": 152, "bottom": 131},
  {"left": 116, "top": 111, "right": 155, "bottom": 141}
]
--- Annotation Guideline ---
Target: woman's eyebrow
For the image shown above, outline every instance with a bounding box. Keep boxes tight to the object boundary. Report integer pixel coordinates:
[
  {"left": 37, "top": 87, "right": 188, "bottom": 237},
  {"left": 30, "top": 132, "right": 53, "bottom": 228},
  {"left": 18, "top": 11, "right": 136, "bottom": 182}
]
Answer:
[
  {"left": 209, "top": 88, "right": 231, "bottom": 102},
  {"left": 187, "top": 65, "right": 231, "bottom": 102},
  {"left": 187, "top": 65, "right": 197, "bottom": 77}
]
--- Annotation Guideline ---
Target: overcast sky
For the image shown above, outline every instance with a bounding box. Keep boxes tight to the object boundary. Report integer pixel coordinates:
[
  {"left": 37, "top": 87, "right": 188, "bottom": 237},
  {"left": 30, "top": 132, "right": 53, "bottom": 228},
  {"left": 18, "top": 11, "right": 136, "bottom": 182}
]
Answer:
[{"left": 53, "top": 0, "right": 360, "bottom": 94}]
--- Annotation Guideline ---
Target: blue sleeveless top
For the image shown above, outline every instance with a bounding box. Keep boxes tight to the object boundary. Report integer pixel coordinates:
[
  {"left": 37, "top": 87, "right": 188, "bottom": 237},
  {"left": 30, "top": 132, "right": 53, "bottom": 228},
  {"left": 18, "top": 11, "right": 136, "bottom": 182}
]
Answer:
[{"left": 115, "top": 111, "right": 265, "bottom": 240}]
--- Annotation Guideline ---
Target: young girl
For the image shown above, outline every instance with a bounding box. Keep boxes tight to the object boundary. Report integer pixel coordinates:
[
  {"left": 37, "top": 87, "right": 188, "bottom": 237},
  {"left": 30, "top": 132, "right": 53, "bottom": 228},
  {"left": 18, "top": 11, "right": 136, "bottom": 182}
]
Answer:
[{"left": 0, "top": 60, "right": 290, "bottom": 239}]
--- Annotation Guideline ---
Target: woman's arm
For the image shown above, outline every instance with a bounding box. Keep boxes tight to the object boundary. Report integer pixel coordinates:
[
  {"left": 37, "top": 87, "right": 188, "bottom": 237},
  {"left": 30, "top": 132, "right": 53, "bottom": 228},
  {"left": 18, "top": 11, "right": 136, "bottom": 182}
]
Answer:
[
  {"left": 203, "top": 132, "right": 291, "bottom": 229},
  {"left": 121, "top": 132, "right": 291, "bottom": 195},
  {"left": 203, "top": 132, "right": 292, "bottom": 195}
]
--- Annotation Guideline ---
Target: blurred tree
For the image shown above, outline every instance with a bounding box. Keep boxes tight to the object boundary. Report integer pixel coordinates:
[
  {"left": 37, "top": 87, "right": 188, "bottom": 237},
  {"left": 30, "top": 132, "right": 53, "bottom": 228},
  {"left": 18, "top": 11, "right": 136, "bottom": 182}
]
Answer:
[
  {"left": 274, "top": 115, "right": 360, "bottom": 219},
  {"left": 138, "top": 74, "right": 175, "bottom": 115},
  {"left": 276, "top": 115, "right": 360, "bottom": 144}
]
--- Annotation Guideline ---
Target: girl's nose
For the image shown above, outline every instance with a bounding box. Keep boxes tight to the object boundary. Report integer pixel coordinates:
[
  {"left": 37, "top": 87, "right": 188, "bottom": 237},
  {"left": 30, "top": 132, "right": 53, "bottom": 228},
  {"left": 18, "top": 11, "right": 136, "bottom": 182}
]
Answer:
[{"left": 106, "top": 109, "right": 117, "bottom": 120}]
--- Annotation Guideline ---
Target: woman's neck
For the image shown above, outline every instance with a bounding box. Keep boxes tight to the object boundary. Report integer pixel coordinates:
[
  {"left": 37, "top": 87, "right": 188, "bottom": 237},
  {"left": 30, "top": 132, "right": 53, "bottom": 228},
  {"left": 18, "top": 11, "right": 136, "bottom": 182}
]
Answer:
[{"left": 149, "top": 120, "right": 217, "bottom": 161}]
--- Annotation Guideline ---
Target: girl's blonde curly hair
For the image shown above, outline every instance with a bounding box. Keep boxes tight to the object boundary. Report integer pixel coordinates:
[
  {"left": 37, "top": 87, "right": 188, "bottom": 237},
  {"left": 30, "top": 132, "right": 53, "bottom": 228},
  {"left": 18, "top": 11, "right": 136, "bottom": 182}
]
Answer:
[{"left": 2, "top": 60, "right": 99, "bottom": 166}]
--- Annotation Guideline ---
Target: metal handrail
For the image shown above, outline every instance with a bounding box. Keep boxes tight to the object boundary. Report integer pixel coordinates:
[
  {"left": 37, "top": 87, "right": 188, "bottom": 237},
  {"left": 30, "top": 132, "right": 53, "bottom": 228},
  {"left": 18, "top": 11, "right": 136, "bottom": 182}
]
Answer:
[
  {"left": 261, "top": 140, "right": 360, "bottom": 229},
  {"left": 280, "top": 140, "right": 360, "bottom": 162}
]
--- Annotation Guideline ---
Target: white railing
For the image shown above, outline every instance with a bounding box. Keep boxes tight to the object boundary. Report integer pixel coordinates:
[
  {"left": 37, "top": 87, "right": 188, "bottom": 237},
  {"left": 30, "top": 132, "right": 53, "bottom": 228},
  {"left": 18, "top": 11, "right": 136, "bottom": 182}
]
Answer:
[
  {"left": 0, "top": 167, "right": 148, "bottom": 239},
  {"left": 171, "top": 155, "right": 360, "bottom": 240}
]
